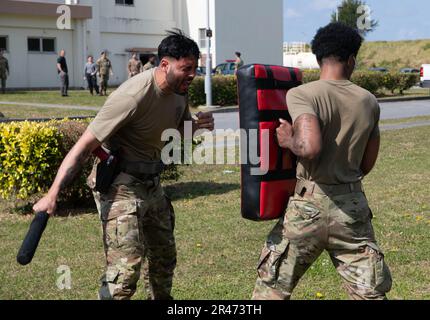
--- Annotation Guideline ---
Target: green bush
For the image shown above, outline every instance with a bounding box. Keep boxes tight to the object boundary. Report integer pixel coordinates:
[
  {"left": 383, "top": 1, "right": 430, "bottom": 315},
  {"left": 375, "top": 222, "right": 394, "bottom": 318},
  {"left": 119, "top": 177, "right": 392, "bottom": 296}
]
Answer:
[
  {"left": 188, "top": 76, "right": 238, "bottom": 107},
  {"left": 303, "top": 70, "right": 419, "bottom": 95},
  {"left": 0, "top": 119, "right": 182, "bottom": 202},
  {"left": 302, "top": 70, "right": 321, "bottom": 83},
  {"left": 188, "top": 70, "right": 418, "bottom": 105},
  {"left": 397, "top": 73, "right": 420, "bottom": 94},
  {"left": 0, "top": 121, "right": 63, "bottom": 200},
  {"left": 352, "top": 71, "right": 384, "bottom": 94}
]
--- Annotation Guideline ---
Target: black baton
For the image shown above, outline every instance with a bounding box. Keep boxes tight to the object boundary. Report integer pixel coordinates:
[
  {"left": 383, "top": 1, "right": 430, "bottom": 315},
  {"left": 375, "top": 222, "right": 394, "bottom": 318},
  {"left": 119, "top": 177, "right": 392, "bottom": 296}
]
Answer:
[{"left": 17, "top": 212, "right": 50, "bottom": 266}]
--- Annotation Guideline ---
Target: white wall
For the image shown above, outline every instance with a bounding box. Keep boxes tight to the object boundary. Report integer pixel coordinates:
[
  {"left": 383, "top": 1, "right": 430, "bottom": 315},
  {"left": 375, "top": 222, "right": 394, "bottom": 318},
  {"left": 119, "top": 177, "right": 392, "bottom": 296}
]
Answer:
[
  {"left": 0, "top": 14, "right": 74, "bottom": 88},
  {"left": 214, "top": 0, "right": 283, "bottom": 66},
  {"left": 185, "top": 0, "right": 216, "bottom": 66},
  {"left": 2, "top": 0, "right": 285, "bottom": 88},
  {"left": 87, "top": 0, "right": 180, "bottom": 85},
  {"left": 185, "top": 0, "right": 283, "bottom": 67}
]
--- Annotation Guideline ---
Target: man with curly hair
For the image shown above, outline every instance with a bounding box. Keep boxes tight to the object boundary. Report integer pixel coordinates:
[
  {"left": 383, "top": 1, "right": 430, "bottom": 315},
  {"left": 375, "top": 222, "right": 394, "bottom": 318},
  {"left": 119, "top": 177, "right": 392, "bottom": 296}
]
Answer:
[{"left": 252, "top": 23, "right": 392, "bottom": 300}]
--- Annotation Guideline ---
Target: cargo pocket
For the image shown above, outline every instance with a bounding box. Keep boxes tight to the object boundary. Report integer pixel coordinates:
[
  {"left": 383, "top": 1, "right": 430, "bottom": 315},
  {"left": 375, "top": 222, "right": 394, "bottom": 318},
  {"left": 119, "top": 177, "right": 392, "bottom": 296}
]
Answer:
[
  {"left": 115, "top": 214, "right": 140, "bottom": 251},
  {"left": 256, "top": 239, "right": 289, "bottom": 285},
  {"left": 285, "top": 199, "right": 321, "bottom": 234},
  {"left": 105, "top": 267, "right": 120, "bottom": 284},
  {"left": 367, "top": 243, "right": 392, "bottom": 294},
  {"left": 165, "top": 195, "right": 175, "bottom": 232},
  {"left": 100, "top": 199, "right": 138, "bottom": 222}
]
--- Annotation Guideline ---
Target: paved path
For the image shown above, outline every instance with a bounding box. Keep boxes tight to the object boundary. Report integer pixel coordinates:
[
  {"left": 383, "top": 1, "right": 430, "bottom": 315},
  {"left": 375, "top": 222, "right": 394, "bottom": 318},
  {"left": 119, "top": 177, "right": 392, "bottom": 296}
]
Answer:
[
  {"left": 1, "top": 99, "right": 430, "bottom": 132},
  {"left": 213, "top": 100, "right": 430, "bottom": 132}
]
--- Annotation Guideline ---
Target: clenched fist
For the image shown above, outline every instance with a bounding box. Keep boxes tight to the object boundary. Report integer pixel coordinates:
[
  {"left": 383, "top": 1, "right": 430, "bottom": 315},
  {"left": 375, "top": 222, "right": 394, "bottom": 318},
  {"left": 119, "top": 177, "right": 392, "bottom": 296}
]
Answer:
[{"left": 276, "top": 118, "right": 294, "bottom": 149}]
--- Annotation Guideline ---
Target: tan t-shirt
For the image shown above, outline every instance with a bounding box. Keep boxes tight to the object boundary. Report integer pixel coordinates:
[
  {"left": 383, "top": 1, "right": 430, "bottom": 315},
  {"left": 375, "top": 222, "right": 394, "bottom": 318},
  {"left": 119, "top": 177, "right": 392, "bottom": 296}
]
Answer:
[
  {"left": 287, "top": 79, "right": 380, "bottom": 185},
  {"left": 89, "top": 68, "right": 192, "bottom": 161}
]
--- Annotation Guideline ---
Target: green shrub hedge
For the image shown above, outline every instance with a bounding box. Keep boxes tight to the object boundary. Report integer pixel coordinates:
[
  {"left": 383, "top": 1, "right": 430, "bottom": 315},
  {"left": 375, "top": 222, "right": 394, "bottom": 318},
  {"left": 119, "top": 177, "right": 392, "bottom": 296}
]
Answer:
[
  {"left": 0, "top": 120, "right": 181, "bottom": 203},
  {"left": 188, "top": 76, "right": 238, "bottom": 107},
  {"left": 187, "top": 71, "right": 420, "bottom": 106}
]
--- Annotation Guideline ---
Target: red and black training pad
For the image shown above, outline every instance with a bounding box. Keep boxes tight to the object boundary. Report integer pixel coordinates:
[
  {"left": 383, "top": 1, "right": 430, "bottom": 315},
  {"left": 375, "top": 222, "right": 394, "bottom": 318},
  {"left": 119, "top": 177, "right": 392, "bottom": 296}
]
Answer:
[{"left": 237, "top": 64, "right": 302, "bottom": 221}]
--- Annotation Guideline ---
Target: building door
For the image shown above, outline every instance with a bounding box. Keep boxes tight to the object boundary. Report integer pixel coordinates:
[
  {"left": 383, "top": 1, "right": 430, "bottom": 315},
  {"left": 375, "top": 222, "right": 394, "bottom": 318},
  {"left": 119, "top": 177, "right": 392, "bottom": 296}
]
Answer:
[{"left": 139, "top": 53, "right": 158, "bottom": 67}]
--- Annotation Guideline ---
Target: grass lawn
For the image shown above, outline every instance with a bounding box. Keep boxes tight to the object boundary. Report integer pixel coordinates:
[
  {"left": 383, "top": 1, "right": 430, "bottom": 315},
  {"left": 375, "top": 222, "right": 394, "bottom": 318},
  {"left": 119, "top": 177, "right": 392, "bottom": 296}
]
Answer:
[
  {"left": 380, "top": 115, "right": 430, "bottom": 126},
  {"left": 0, "top": 125, "right": 429, "bottom": 300},
  {"left": 0, "top": 104, "right": 98, "bottom": 119},
  {"left": 358, "top": 39, "right": 430, "bottom": 70},
  {"left": 377, "top": 88, "right": 430, "bottom": 100},
  {"left": 0, "top": 90, "right": 108, "bottom": 107}
]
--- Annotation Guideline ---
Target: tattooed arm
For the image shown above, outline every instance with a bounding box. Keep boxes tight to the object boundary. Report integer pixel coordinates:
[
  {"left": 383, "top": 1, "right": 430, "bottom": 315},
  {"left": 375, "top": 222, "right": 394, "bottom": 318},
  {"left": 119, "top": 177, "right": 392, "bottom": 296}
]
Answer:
[
  {"left": 276, "top": 114, "right": 322, "bottom": 160},
  {"left": 33, "top": 129, "right": 101, "bottom": 215}
]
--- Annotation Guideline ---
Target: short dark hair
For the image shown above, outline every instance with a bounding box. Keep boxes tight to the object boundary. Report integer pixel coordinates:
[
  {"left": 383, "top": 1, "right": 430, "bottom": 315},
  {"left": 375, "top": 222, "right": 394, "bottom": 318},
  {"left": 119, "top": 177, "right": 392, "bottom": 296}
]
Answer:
[
  {"left": 235, "top": 52, "right": 241, "bottom": 57},
  {"left": 311, "top": 22, "right": 363, "bottom": 63},
  {"left": 158, "top": 29, "right": 200, "bottom": 61}
]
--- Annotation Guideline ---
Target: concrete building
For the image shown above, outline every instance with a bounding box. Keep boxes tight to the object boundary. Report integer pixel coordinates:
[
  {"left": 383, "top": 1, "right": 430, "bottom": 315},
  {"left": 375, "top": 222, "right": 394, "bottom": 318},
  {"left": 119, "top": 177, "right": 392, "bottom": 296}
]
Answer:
[
  {"left": 185, "top": 0, "right": 284, "bottom": 69},
  {"left": 0, "top": 0, "right": 284, "bottom": 89}
]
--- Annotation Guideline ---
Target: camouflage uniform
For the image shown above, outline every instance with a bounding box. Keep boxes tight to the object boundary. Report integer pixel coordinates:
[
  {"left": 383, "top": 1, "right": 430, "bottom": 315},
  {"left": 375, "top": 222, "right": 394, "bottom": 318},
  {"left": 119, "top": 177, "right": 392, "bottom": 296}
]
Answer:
[
  {"left": 128, "top": 58, "right": 142, "bottom": 78},
  {"left": 89, "top": 167, "right": 176, "bottom": 300},
  {"left": 252, "top": 180, "right": 392, "bottom": 300},
  {"left": 0, "top": 55, "right": 9, "bottom": 94},
  {"left": 97, "top": 57, "right": 112, "bottom": 96}
]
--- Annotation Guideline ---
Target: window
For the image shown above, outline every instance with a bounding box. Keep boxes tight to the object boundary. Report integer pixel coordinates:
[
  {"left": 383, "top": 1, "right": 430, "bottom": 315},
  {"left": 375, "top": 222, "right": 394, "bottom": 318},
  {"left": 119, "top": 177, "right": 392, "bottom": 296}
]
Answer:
[
  {"left": 115, "top": 0, "right": 134, "bottom": 5},
  {"left": 42, "top": 39, "right": 55, "bottom": 52},
  {"left": 28, "top": 38, "right": 40, "bottom": 52},
  {"left": 198, "top": 28, "right": 206, "bottom": 49},
  {"left": 28, "top": 38, "right": 56, "bottom": 53},
  {"left": 0, "top": 36, "right": 8, "bottom": 52}
]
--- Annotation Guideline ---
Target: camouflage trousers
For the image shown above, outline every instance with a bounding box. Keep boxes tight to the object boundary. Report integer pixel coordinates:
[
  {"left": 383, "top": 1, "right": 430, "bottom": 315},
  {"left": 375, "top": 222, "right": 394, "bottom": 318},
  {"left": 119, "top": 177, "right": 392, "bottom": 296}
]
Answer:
[
  {"left": 1, "top": 76, "right": 6, "bottom": 93},
  {"left": 252, "top": 181, "right": 392, "bottom": 300},
  {"left": 91, "top": 171, "right": 176, "bottom": 300},
  {"left": 99, "top": 75, "right": 109, "bottom": 93}
]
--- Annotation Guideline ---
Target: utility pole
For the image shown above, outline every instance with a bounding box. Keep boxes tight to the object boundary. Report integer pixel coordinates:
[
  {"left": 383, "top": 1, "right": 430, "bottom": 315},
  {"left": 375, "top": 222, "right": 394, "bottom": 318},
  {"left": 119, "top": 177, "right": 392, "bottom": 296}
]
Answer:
[{"left": 205, "top": 0, "right": 213, "bottom": 107}]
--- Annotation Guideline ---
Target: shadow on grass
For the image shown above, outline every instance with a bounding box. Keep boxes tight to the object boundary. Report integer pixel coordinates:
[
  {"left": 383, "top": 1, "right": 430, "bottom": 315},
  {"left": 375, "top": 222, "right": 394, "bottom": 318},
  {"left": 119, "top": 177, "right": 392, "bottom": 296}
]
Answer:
[
  {"left": 1, "top": 196, "right": 97, "bottom": 217},
  {"left": 164, "top": 181, "right": 240, "bottom": 201},
  {"left": 1, "top": 182, "right": 240, "bottom": 217}
]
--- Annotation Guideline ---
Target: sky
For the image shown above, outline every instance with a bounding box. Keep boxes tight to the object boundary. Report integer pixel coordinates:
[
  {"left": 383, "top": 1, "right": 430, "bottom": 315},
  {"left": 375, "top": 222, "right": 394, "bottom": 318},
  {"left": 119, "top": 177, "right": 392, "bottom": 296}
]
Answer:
[{"left": 284, "top": 0, "right": 430, "bottom": 43}]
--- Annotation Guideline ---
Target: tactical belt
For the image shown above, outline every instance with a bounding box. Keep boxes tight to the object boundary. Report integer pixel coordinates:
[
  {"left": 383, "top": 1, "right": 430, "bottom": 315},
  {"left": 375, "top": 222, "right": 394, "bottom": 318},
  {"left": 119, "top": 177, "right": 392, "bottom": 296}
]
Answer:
[
  {"left": 120, "top": 160, "right": 164, "bottom": 180},
  {"left": 295, "top": 180, "right": 363, "bottom": 196}
]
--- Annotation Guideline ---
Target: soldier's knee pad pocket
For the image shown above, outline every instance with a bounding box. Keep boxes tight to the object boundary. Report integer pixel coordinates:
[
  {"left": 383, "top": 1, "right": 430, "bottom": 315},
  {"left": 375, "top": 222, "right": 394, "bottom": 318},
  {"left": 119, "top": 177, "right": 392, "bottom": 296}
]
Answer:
[
  {"left": 368, "top": 243, "right": 392, "bottom": 293},
  {"left": 103, "top": 213, "right": 140, "bottom": 250},
  {"left": 105, "top": 267, "right": 120, "bottom": 285},
  {"left": 257, "top": 240, "right": 289, "bottom": 285}
]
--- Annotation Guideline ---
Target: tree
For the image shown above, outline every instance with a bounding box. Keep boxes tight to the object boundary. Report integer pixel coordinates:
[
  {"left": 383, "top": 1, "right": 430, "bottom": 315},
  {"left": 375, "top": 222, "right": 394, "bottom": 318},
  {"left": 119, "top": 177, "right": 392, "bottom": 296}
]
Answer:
[{"left": 331, "top": 0, "right": 378, "bottom": 37}]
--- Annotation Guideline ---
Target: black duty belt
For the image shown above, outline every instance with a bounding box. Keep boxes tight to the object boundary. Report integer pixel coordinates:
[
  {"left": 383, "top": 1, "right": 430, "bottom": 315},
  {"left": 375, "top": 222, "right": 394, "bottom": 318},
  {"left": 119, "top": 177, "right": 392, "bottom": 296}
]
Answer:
[{"left": 120, "top": 160, "right": 164, "bottom": 178}]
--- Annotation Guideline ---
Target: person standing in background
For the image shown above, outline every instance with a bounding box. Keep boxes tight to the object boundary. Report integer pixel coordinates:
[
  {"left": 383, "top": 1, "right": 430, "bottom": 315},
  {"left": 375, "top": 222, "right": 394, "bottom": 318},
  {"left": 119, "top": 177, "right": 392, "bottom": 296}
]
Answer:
[
  {"left": 0, "top": 50, "right": 9, "bottom": 94},
  {"left": 57, "top": 49, "right": 69, "bottom": 97},
  {"left": 84, "top": 55, "right": 100, "bottom": 96},
  {"left": 128, "top": 53, "right": 142, "bottom": 78},
  {"left": 234, "top": 51, "right": 244, "bottom": 75},
  {"left": 97, "top": 51, "right": 113, "bottom": 96}
]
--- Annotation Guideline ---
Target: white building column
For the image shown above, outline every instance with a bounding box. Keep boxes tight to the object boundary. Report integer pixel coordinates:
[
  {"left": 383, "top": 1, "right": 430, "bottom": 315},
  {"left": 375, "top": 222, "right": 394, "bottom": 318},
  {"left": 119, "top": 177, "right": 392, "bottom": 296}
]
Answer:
[{"left": 87, "top": 0, "right": 101, "bottom": 58}]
